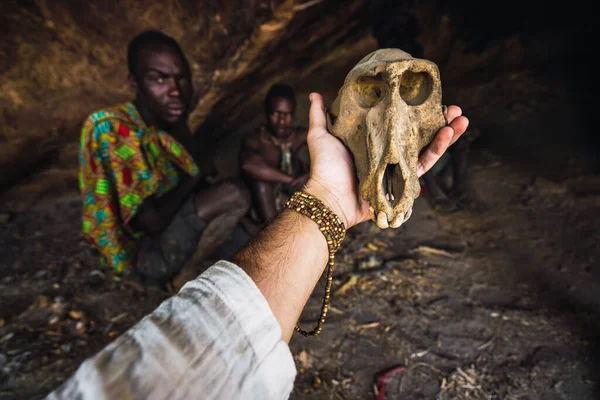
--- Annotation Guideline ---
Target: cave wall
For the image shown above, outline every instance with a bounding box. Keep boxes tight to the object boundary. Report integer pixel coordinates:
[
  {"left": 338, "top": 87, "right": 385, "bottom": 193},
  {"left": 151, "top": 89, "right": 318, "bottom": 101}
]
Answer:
[
  {"left": 0, "top": 0, "right": 595, "bottom": 210},
  {"left": 206, "top": 0, "right": 597, "bottom": 181},
  {"left": 0, "top": 0, "right": 384, "bottom": 210}
]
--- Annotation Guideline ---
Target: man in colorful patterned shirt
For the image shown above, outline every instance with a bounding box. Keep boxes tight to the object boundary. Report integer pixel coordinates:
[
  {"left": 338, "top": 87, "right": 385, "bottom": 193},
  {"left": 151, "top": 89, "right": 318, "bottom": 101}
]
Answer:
[{"left": 79, "top": 30, "right": 251, "bottom": 290}]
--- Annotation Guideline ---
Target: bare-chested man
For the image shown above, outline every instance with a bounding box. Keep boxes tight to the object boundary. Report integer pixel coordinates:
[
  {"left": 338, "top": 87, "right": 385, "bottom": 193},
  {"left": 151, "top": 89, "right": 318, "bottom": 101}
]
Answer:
[{"left": 240, "top": 84, "right": 310, "bottom": 225}]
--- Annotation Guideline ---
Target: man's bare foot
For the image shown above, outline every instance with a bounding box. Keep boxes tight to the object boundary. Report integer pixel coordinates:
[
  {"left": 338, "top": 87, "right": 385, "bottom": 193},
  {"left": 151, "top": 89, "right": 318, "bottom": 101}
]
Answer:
[
  {"left": 121, "top": 272, "right": 172, "bottom": 297},
  {"left": 171, "top": 258, "right": 223, "bottom": 293},
  {"left": 170, "top": 267, "right": 199, "bottom": 294},
  {"left": 120, "top": 276, "right": 146, "bottom": 293}
]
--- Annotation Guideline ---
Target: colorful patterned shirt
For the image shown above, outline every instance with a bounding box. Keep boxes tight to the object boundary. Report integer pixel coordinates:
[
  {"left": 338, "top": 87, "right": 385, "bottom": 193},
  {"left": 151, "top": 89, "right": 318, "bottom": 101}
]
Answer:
[{"left": 78, "top": 102, "right": 199, "bottom": 274}]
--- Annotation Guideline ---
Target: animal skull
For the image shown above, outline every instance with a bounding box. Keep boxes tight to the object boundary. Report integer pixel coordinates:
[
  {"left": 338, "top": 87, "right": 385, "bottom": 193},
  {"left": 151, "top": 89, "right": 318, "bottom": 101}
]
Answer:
[{"left": 327, "top": 48, "right": 448, "bottom": 229}]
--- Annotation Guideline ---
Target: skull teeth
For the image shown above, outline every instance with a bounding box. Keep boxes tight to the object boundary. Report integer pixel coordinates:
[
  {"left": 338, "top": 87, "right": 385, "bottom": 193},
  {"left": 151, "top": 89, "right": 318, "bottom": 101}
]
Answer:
[
  {"left": 390, "top": 212, "right": 405, "bottom": 228},
  {"left": 383, "top": 164, "right": 401, "bottom": 205},
  {"left": 376, "top": 211, "right": 389, "bottom": 229},
  {"left": 404, "top": 207, "right": 413, "bottom": 222}
]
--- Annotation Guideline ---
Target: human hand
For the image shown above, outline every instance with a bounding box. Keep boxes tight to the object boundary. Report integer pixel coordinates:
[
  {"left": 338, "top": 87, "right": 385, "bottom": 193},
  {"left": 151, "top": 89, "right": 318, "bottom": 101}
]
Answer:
[
  {"left": 416, "top": 105, "right": 469, "bottom": 178},
  {"left": 204, "top": 172, "right": 220, "bottom": 185},
  {"left": 197, "top": 157, "right": 217, "bottom": 180},
  {"left": 290, "top": 173, "right": 309, "bottom": 191},
  {"left": 302, "top": 93, "right": 370, "bottom": 229},
  {"left": 182, "top": 172, "right": 202, "bottom": 192},
  {"left": 303, "top": 93, "right": 469, "bottom": 229}
]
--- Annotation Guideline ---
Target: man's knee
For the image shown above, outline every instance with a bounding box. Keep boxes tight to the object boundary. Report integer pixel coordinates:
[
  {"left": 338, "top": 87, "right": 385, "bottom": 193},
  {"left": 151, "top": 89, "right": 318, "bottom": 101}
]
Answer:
[{"left": 218, "top": 179, "right": 251, "bottom": 210}]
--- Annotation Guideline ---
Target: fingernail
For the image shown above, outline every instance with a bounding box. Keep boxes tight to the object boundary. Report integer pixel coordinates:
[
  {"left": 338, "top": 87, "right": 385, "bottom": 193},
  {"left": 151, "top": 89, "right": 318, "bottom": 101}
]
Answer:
[{"left": 309, "top": 93, "right": 314, "bottom": 102}]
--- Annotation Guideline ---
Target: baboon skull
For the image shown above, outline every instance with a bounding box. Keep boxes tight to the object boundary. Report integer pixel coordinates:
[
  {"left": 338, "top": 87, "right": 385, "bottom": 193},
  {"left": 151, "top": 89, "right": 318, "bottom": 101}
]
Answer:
[{"left": 327, "top": 49, "right": 448, "bottom": 229}]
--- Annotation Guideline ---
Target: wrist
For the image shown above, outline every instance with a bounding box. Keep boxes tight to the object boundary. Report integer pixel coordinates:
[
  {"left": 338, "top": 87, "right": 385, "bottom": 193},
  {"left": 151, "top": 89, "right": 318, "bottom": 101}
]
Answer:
[{"left": 302, "top": 179, "right": 349, "bottom": 228}]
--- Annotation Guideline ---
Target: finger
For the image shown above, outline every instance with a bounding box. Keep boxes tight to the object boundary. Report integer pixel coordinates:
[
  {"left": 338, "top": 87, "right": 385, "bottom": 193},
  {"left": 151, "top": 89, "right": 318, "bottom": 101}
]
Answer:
[
  {"left": 416, "top": 126, "right": 453, "bottom": 178},
  {"left": 446, "top": 105, "right": 462, "bottom": 122},
  {"left": 308, "top": 92, "right": 327, "bottom": 133},
  {"left": 449, "top": 116, "right": 469, "bottom": 145}
]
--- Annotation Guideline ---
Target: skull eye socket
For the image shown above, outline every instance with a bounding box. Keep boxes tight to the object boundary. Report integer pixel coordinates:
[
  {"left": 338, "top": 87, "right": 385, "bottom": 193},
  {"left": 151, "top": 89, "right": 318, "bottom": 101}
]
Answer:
[
  {"left": 355, "top": 74, "right": 385, "bottom": 108},
  {"left": 399, "top": 71, "right": 433, "bottom": 106}
]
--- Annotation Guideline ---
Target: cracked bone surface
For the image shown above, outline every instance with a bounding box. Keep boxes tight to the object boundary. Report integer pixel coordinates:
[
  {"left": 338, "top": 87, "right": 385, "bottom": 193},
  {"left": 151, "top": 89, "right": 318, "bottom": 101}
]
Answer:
[{"left": 326, "top": 48, "right": 448, "bottom": 229}]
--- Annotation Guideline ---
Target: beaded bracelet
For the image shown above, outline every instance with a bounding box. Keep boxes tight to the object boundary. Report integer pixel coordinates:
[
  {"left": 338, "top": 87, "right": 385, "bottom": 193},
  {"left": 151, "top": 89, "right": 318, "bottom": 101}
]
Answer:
[{"left": 283, "top": 191, "right": 346, "bottom": 336}]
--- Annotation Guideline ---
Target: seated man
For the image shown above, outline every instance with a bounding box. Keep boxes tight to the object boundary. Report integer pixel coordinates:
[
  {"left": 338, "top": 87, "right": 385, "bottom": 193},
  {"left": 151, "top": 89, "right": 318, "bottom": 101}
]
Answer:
[
  {"left": 240, "top": 84, "right": 310, "bottom": 225},
  {"left": 420, "top": 126, "right": 481, "bottom": 212},
  {"left": 79, "top": 30, "right": 251, "bottom": 291}
]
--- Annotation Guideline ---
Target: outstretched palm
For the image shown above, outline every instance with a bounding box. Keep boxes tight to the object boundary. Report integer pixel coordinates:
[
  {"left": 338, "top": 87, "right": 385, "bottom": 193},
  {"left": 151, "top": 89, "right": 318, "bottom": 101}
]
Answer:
[{"left": 303, "top": 93, "right": 469, "bottom": 229}]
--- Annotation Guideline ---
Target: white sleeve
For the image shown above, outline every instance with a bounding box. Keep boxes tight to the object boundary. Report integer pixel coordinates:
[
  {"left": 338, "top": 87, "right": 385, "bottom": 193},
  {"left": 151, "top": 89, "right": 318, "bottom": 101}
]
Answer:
[{"left": 46, "top": 260, "right": 297, "bottom": 400}]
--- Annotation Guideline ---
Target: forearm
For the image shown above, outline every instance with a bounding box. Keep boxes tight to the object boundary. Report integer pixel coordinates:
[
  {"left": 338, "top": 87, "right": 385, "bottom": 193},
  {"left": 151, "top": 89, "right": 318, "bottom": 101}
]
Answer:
[
  {"left": 241, "top": 158, "right": 294, "bottom": 184},
  {"left": 233, "top": 209, "right": 328, "bottom": 342}
]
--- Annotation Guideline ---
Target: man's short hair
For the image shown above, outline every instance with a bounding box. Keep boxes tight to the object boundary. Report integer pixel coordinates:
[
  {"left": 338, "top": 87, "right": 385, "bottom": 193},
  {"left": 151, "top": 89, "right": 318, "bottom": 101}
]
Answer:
[
  {"left": 264, "top": 83, "right": 297, "bottom": 115},
  {"left": 127, "top": 30, "right": 188, "bottom": 78}
]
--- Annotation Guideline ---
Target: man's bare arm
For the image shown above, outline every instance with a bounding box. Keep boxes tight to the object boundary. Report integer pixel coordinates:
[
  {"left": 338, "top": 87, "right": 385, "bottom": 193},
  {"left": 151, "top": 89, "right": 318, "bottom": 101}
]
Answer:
[
  {"left": 240, "top": 136, "right": 295, "bottom": 184},
  {"left": 233, "top": 208, "right": 328, "bottom": 343}
]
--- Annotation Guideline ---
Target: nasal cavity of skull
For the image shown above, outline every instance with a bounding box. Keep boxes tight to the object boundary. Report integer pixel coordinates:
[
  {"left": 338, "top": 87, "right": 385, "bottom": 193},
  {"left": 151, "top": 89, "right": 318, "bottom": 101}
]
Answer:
[
  {"left": 355, "top": 74, "right": 385, "bottom": 108},
  {"left": 399, "top": 71, "right": 433, "bottom": 106},
  {"left": 382, "top": 163, "right": 404, "bottom": 206}
]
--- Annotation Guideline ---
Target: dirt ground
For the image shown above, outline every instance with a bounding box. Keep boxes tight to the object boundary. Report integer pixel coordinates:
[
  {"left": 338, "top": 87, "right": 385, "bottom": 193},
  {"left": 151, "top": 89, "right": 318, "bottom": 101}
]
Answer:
[{"left": 1, "top": 127, "right": 599, "bottom": 399}]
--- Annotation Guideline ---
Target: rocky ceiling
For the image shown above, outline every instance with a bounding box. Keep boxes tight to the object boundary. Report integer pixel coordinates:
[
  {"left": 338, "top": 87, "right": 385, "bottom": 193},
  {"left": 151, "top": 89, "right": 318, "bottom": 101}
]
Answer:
[{"left": 0, "top": 0, "right": 595, "bottom": 210}]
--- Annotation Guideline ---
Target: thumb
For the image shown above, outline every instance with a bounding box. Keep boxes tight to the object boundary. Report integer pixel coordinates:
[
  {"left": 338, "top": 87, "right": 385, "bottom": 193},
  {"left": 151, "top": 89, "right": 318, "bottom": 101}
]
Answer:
[{"left": 308, "top": 92, "right": 327, "bottom": 134}]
